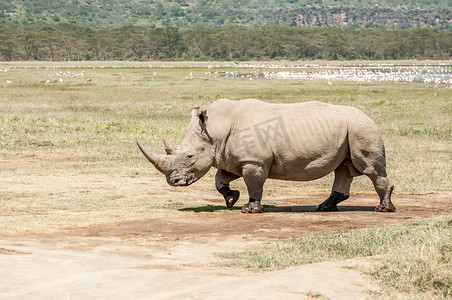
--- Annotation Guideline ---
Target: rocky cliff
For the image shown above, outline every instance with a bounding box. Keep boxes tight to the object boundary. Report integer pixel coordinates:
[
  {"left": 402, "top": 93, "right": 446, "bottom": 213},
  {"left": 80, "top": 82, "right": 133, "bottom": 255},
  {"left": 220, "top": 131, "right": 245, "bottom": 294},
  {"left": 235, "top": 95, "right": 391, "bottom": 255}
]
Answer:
[{"left": 280, "top": 8, "right": 451, "bottom": 29}]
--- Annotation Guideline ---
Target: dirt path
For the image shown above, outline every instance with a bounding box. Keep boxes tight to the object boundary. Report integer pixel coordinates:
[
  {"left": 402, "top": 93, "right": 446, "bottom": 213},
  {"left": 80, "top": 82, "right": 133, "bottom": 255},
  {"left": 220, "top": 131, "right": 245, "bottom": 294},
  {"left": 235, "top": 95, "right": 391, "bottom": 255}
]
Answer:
[
  {"left": 1, "top": 192, "right": 451, "bottom": 299},
  {"left": 0, "top": 236, "right": 372, "bottom": 299}
]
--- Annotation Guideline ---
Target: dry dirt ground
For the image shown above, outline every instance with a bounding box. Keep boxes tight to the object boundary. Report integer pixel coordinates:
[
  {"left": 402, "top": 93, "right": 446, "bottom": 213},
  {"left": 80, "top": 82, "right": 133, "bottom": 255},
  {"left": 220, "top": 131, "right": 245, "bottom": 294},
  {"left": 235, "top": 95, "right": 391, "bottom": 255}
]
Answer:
[{"left": 1, "top": 192, "right": 451, "bottom": 299}]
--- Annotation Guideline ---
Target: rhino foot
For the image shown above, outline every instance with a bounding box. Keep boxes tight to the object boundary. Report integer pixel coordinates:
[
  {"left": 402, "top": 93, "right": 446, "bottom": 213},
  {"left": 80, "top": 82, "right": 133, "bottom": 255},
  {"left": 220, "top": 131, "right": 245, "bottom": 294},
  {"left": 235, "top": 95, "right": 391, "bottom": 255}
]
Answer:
[
  {"left": 225, "top": 190, "right": 240, "bottom": 208},
  {"left": 316, "top": 192, "right": 349, "bottom": 211},
  {"left": 316, "top": 202, "right": 339, "bottom": 211},
  {"left": 375, "top": 204, "right": 396, "bottom": 212},
  {"left": 241, "top": 201, "right": 264, "bottom": 213}
]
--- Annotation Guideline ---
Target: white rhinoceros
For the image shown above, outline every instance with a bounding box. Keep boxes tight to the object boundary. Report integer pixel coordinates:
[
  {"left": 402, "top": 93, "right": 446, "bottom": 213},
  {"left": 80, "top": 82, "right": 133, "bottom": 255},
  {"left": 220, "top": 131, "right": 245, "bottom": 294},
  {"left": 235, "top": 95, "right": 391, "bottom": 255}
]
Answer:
[{"left": 137, "top": 99, "right": 395, "bottom": 213}]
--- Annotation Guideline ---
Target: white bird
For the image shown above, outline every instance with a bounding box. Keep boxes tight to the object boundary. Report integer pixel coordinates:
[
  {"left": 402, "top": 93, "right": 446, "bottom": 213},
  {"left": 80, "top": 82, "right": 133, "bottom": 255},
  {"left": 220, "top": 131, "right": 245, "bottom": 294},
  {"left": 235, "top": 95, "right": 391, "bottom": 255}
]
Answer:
[
  {"left": 45, "top": 80, "right": 51, "bottom": 84},
  {"left": 59, "top": 78, "right": 63, "bottom": 83},
  {"left": 328, "top": 80, "right": 333, "bottom": 85},
  {"left": 6, "top": 80, "right": 12, "bottom": 84}
]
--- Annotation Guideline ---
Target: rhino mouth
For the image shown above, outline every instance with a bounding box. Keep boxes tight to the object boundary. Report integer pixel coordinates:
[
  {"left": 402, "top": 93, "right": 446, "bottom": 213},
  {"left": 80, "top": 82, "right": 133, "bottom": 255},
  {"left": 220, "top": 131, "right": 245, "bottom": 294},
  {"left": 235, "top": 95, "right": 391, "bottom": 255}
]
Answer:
[
  {"left": 169, "top": 178, "right": 189, "bottom": 186},
  {"left": 167, "top": 172, "right": 196, "bottom": 186}
]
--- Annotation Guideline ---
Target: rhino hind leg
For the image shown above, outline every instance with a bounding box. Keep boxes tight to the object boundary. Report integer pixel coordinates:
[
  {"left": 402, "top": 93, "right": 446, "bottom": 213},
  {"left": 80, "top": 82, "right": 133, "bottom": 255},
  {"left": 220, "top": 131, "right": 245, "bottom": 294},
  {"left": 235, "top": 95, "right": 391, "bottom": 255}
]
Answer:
[
  {"left": 215, "top": 169, "right": 241, "bottom": 208},
  {"left": 316, "top": 192, "right": 350, "bottom": 211},
  {"left": 350, "top": 146, "right": 396, "bottom": 212},
  {"left": 372, "top": 174, "right": 395, "bottom": 212},
  {"left": 317, "top": 162, "right": 354, "bottom": 211}
]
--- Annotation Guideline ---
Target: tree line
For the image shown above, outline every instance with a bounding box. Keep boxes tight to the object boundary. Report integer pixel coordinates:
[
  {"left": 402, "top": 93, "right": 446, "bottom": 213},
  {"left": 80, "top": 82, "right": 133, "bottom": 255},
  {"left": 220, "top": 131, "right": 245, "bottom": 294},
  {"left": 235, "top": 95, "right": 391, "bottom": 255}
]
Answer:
[{"left": 0, "top": 24, "right": 450, "bottom": 61}]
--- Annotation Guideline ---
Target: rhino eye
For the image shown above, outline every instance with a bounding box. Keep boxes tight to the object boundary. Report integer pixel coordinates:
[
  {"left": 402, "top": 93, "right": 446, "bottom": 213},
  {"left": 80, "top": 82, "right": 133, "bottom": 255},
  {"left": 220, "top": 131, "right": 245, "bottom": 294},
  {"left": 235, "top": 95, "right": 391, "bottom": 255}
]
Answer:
[{"left": 187, "top": 154, "right": 194, "bottom": 159}]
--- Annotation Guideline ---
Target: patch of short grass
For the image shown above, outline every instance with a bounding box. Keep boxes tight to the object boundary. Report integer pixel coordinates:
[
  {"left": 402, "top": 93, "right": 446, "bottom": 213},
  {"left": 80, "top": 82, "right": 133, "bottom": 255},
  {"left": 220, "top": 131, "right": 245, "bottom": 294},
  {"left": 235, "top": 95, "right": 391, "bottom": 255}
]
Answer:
[{"left": 219, "top": 215, "right": 452, "bottom": 298}]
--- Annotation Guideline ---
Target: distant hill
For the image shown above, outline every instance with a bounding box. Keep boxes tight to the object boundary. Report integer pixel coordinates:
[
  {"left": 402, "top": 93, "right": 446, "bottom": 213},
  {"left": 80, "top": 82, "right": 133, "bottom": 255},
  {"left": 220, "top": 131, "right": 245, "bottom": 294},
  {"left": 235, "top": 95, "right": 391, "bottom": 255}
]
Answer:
[{"left": 0, "top": 0, "right": 451, "bottom": 29}]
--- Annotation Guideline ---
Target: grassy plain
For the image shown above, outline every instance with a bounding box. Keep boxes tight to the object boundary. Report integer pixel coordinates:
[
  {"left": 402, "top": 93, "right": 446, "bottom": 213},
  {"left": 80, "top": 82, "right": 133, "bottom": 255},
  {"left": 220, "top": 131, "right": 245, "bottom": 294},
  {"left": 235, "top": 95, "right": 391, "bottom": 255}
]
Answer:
[
  {"left": 1, "top": 60, "right": 451, "bottom": 227},
  {"left": 0, "top": 61, "right": 451, "bottom": 298}
]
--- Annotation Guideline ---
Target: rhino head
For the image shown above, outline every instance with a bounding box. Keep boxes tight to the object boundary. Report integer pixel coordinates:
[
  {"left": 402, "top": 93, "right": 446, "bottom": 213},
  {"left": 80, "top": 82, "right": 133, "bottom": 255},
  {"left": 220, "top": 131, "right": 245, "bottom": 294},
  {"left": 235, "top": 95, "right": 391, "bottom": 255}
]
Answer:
[{"left": 136, "top": 107, "right": 214, "bottom": 186}]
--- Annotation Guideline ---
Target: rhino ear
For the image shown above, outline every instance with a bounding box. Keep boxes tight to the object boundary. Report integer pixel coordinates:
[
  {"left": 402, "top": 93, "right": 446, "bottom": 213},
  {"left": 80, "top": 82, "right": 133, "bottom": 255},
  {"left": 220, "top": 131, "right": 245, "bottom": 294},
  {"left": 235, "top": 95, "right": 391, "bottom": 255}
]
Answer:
[
  {"left": 198, "top": 110, "right": 211, "bottom": 141},
  {"left": 198, "top": 110, "right": 207, "bottom": 125},
  {"left": 190, "top": 107, "right": 200, "bottom": 119}
]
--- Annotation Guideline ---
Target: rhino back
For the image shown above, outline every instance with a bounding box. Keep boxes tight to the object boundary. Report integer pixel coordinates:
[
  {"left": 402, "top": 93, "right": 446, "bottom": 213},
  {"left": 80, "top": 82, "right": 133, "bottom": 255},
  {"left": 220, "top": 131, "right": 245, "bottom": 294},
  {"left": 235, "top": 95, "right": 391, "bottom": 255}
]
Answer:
[{"left": 208, "top": 100, "right": 358, "bottom": 180}]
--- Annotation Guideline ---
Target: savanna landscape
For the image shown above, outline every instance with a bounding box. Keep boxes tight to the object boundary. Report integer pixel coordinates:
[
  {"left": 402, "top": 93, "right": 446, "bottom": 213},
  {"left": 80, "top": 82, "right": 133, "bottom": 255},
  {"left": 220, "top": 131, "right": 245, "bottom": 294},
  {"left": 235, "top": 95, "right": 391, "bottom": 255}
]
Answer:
[{"left": 0, "top": 61, "right": 451, "bottom": 299}]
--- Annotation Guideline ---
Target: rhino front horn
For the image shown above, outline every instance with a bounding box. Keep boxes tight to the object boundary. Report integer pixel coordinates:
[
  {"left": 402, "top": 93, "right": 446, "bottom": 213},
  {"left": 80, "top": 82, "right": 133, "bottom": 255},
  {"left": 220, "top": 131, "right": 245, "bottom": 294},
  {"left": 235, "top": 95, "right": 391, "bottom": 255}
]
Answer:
[{"left": 136, "top": 138, "right": 170, "bottom": 174}]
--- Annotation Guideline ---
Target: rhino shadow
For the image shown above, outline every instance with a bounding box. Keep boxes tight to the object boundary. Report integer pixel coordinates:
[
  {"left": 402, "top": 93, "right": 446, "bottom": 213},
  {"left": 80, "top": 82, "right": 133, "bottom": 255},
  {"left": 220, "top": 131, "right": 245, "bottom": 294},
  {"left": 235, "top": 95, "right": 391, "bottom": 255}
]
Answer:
[
  {"left": 179, "top": 205, "right": 375, "bottom": 213},
  {"left": 179, "top": 205, "right": 242, "bottom": 213},
  {"left": 264, "top": 205, "right": 375, "bottom": 213}
]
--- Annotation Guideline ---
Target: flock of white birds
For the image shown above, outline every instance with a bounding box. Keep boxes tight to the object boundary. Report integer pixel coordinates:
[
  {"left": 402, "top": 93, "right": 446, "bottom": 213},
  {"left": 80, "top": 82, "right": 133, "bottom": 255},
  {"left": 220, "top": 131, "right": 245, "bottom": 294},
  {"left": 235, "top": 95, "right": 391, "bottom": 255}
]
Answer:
[{"left": 1, "top": 63, "right": 451, "bottom": 87}]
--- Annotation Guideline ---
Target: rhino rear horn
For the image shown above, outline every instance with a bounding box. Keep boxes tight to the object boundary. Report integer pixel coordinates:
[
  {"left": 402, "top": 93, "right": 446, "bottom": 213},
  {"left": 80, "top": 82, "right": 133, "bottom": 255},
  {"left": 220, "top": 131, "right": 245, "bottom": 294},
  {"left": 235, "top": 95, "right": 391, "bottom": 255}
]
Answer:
[{"left": 162, "top": 138, "right": 176, "bottom": 155}]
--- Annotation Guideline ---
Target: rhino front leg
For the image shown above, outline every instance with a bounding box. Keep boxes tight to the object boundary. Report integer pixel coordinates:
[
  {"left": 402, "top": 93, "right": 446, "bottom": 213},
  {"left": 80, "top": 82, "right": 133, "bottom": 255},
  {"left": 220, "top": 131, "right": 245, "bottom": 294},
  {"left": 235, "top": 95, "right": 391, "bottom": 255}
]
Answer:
[
  {"left": 215, "top": 169, "right": 240, "bottom": 208},
  {"left": 241, "top": 163, "right": 268, "bottom": 213}
]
